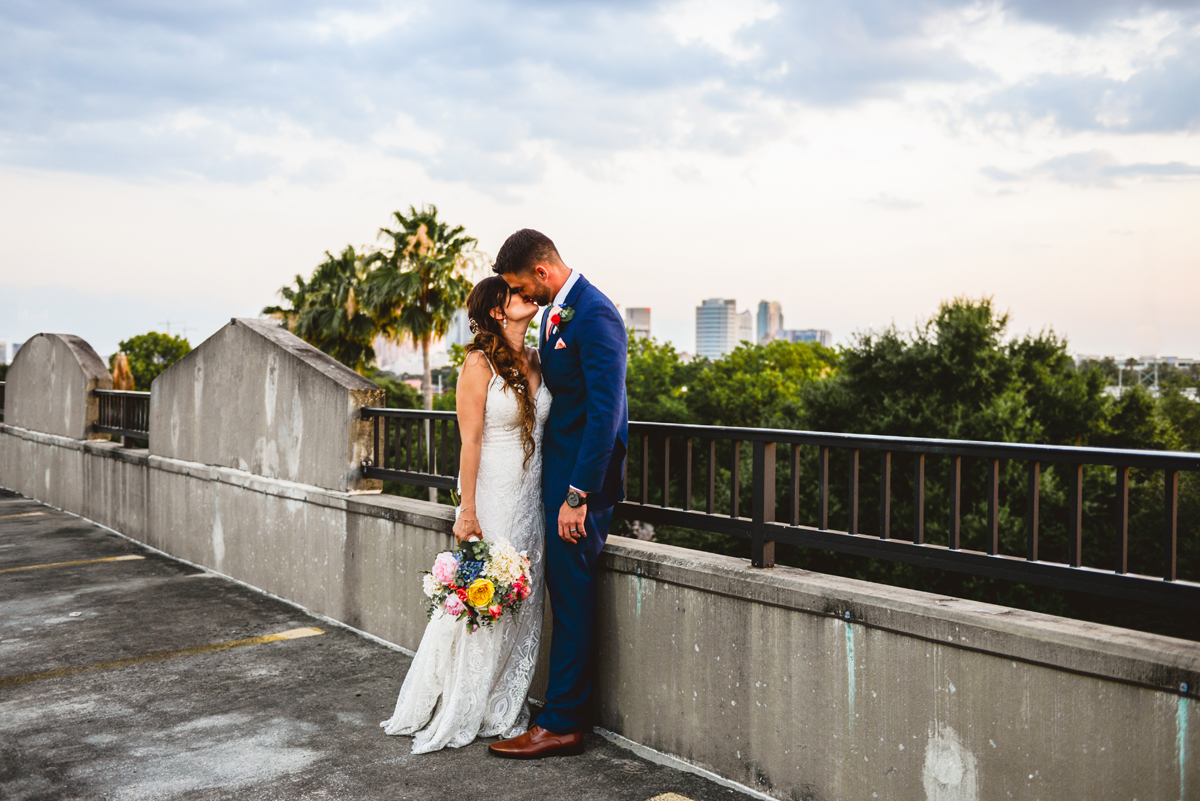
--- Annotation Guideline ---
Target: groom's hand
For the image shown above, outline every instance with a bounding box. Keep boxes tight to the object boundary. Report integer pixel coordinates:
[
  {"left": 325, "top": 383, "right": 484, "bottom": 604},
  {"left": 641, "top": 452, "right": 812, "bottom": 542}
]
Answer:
[{"left": 558, "top": 501, "right": 587, "bottom": 545}]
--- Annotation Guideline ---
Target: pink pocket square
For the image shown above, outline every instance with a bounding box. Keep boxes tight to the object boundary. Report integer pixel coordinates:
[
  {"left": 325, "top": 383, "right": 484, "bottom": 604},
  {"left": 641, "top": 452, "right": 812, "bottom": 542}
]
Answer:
[{"left": 554, "top": 338, "right": 567, "bottom": 349}]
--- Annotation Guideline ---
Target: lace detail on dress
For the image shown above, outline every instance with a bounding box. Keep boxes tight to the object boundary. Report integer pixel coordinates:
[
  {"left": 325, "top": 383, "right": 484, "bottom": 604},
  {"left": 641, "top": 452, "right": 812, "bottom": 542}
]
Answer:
[{"left": 380, "top": 367, "right": 551, "bottom": 753}]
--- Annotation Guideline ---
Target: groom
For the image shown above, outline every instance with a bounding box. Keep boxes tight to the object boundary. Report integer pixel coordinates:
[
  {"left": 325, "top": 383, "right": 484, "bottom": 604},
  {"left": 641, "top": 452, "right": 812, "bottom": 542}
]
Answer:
[{"left": 489, "top": 229, "right": 628, "bottom": 759}]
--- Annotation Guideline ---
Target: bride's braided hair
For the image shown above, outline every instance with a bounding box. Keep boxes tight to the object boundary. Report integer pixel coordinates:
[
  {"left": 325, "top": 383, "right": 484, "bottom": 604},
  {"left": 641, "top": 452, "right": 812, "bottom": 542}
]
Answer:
[{"left": 464, "top": 276, "right": 537, "bottom": 468}]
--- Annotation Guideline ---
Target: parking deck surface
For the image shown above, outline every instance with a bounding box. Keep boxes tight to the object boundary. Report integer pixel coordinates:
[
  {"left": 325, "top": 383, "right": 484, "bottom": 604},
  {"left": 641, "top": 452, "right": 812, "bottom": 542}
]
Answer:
[{"left": 0, "top": 489, "right": 749, "bottom": 801}]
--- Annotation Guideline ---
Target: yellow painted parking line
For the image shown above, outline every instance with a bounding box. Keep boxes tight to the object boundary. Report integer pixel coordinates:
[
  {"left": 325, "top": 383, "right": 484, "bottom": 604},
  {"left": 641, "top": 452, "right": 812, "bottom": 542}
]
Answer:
[
  {"left": 0, "top": 554, "right": 145, "bottom": 574},
  {"left": 0, "top": 511, "right": 45, "bottom": 520},
  {"left": 0, "top": 627, "right": 323, "bottom": 688}
]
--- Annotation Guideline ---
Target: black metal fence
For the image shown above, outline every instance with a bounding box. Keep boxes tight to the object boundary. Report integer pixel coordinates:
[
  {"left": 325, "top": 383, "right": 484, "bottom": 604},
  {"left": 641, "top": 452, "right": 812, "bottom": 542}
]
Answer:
[
  {"left": 362, "top": 408, "right": 1200, "bottom": 610},
  {"left": 93, "top": 389, "right": 151, "bottom": 440},
  {"left": 360, "top": 408, "right": 459, "bottom": 490}
]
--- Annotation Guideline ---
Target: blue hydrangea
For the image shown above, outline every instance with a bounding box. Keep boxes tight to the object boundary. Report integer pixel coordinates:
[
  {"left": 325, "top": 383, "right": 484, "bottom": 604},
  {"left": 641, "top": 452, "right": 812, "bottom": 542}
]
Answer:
[{"left": 457, "top": 559, "right": 485, "bottom": 584}]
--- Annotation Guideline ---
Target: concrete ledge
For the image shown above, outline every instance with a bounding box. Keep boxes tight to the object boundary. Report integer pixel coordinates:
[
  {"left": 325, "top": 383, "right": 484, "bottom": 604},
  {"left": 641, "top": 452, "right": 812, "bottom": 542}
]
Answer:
[{"left": 601, "top": 537, "right": 1200, "bottom": 699}]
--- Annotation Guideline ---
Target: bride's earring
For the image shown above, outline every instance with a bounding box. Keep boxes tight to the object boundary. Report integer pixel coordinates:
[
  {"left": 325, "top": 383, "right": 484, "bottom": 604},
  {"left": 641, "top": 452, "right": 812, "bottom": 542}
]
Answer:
[{"left": 502, "top": 318, "right": 508, "bottom": 329}]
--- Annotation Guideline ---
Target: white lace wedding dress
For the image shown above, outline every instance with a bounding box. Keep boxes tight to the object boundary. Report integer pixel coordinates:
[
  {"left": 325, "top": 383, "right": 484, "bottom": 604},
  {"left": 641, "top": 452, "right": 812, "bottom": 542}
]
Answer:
[{"left": 380, "top": 362, "right": 551, "bottom": 753}]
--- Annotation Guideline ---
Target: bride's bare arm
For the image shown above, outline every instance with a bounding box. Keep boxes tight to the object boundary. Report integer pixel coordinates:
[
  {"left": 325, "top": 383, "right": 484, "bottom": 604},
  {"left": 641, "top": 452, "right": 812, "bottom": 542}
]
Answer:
[{"left": 453, "top": 351, "right": 490, "bottom": 543}]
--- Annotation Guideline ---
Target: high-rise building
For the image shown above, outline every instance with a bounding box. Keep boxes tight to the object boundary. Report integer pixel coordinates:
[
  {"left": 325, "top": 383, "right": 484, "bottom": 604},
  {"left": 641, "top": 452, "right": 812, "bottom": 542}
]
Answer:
[
  {"left": 776, "top": 329, "right": 833, "bottom": 348},
  {"left": 738, "top": 310, "right": 754, "bottom": 345},
  {"left": 757, "top": 301, "right": 783, "bottom": 343},
  {"left": 695, "top": 298, "right": 740, "bottom": 359},
  {"left": 0, "top": 341, "right": 7, "bottom": 365},
  {"left": 624, "top": 307, "right": 651, "bottom": 339},
  {"left": 446, "top": 308, "right": 472, "bottom": 347}
]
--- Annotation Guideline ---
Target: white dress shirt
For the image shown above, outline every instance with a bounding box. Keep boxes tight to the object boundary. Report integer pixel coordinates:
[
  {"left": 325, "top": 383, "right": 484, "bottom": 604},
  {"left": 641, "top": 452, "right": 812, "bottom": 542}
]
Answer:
[{"left": 552, "top": 269, "right": 581, "bottom": 308}]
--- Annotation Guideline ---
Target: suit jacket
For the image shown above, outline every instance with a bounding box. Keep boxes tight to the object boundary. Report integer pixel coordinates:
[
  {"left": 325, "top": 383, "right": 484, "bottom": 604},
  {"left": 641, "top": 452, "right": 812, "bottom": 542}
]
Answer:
[{"left": 539, "top": 274, "right": 629, "bottom": 512}]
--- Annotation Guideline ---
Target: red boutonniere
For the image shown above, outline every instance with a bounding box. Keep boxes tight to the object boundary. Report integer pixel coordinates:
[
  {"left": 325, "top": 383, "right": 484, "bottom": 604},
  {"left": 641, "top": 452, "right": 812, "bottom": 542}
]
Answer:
[{"left": 549, "top": 305, "right": 575, "bottom": 335}]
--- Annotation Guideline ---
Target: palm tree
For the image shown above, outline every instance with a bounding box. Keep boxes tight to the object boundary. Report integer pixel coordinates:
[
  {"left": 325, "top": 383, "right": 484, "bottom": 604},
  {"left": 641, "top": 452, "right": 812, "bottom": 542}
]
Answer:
[
  {"left": 263, "top": 245, "right": 379, "bottom": 374},
  {"left": 365, "top": 205, "right": 479, "bottom": 410}
]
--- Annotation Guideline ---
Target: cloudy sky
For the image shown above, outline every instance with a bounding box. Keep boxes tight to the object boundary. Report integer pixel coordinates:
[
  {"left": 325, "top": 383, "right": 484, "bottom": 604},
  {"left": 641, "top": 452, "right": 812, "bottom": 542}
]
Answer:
[{"left": 2, "top": 0, "right": 1198, "bottom": 360}]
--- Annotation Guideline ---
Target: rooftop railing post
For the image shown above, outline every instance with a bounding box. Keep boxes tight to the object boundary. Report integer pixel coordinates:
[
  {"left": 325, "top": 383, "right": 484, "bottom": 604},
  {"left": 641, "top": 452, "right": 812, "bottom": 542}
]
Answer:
[
  {"left": 879, "top": 451, "right": 891, "bottom": 539},
  {"left": 1026, "top": 461, "right": 1040, "bottom": 562},
  {"left": 751, "top": 440, "right": 776, "bottom": 568},
  {"left": 818, "top": 445, "right": 830, "bottom": 531},
  {"left": 1068, "top": 464, "right": 1083, "bottom": 568},
  {"left": 986, "top": 458, "right": 999, "bottom": 555},
  {"left": 1165, "top": 469, "right": 1178, "bottom": 581},
  {"left": 949, "top": 456, "right": 962, "bottom": 550},
  {"left": 848, "top": 449, "right": 859, "bottom": 535},
  {"left": 1115, "top": 466, "right": 1128, "bottom": 574},
  {"left": 912, "top": 453, "right": 925, "bottom": 544}
]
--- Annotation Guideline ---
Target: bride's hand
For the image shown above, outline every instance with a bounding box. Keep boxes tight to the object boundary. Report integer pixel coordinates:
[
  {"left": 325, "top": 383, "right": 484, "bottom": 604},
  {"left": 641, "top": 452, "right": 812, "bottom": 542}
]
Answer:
[{"left": 453, "top": 515, "right": 482, "bottom": 543}]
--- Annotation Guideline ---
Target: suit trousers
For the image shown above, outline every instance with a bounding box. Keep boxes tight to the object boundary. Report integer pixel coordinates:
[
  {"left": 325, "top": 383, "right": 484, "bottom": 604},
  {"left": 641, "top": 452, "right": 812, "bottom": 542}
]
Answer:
[{"left": 535, "top": 504, "right": 612, "bottom": 735}]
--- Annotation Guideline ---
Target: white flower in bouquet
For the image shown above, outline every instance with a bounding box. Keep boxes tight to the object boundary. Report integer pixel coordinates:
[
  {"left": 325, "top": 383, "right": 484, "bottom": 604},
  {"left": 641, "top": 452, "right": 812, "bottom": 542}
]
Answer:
[
  {"left": 422, "top": 573, "right": 440, "bottom": 598},
  {"left": 484, "top": 539, "right": 523, "bottom": 585}
]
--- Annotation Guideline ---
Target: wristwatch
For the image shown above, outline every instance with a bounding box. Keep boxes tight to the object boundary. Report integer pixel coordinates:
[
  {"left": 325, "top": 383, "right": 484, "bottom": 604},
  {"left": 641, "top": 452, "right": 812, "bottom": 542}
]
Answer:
[{"left": 566, "top": 489, "right": 587, "bottom": 508}]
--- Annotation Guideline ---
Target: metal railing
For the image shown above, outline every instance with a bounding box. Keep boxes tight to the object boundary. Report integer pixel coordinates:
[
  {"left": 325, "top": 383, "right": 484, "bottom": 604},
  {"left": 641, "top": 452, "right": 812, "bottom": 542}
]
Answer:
[
  {"left": 362, "top": 408, "right": 1200, "bottom": 609},
  {"left": 360, "top": 408, "right": 459, "bottom": 490},
  {"left": 93, "top": 389, "right": 151, "bottom": 440}
]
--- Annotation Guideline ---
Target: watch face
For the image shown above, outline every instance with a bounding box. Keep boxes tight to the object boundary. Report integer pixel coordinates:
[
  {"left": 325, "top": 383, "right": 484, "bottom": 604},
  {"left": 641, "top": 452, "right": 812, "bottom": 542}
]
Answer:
[{"left": 568, "top": 490, "right": 582, "bottom": 507}]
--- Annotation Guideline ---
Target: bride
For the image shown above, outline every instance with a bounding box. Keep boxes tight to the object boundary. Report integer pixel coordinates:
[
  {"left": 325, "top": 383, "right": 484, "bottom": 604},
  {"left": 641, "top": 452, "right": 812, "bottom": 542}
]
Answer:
[{"left": 381, "top": 275, "right": 551, "bottom": 753}]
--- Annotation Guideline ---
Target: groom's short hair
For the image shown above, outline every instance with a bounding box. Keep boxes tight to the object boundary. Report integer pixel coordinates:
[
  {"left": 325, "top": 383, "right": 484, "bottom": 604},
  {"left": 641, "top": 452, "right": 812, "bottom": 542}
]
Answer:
[{"left": 492, "top": 229, "right": 563, "bottom": 276}]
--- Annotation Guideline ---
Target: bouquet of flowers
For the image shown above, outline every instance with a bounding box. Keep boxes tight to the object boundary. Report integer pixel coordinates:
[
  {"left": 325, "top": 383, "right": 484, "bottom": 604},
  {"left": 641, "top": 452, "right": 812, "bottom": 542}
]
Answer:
[{"left": 423, "top": 538, "right": 533, "bottom": 632}]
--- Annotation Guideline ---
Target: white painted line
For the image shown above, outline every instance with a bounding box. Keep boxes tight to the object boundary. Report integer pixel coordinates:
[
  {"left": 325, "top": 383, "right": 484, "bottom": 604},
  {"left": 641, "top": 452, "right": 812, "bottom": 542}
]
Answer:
[{"left": 596, "top": 727, "right": 774, "bottom": 801}]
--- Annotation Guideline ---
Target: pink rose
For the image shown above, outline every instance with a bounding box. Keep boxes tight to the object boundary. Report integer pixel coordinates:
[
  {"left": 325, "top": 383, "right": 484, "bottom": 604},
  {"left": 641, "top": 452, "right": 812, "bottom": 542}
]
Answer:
[
  {"left": 517, "top": 583, "right": 532, "bottom": 600},
  {"left": 444, "top": 594, "right": 465, "bottom": 617},
  {"left": 489, "top": 604, "right": 503, "bottom": 619},
  {"left": 431, "top": 552, "right": 458, "bottom": 585}
]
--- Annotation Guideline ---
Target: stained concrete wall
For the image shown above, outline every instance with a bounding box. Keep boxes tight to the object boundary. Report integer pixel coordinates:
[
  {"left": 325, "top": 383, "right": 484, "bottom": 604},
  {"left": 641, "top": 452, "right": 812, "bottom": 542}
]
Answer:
[
  {"left": 4, "top": 333, "right": 111, "bottom": 439},
  {"left": 150, "top": 318, "right": 384, "bottom": 492},
  {"left": 2, "top": 423, "right": 1196, "bottom": 801}
]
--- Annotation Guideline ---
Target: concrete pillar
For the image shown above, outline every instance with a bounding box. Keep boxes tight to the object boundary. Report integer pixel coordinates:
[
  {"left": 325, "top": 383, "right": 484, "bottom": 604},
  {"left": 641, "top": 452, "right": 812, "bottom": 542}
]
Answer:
[
  {"left": 4, "top": 333, "right": 112, "bottom": 440},
  {"left": 149, "top": 318, "right": 384, "bottom": 493}
]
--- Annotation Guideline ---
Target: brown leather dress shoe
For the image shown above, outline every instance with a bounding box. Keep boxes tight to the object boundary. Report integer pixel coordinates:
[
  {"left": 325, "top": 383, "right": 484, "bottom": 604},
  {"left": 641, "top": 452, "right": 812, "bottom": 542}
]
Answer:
[{"left": 488, "top": 725, "right": 584, "bottom": 759}]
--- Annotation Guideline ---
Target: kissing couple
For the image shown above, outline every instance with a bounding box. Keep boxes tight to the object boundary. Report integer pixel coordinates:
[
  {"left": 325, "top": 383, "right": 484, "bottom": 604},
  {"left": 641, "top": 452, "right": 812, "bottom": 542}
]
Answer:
[{"left": 381, "top": 228, "right": 629, "bottom": 758}]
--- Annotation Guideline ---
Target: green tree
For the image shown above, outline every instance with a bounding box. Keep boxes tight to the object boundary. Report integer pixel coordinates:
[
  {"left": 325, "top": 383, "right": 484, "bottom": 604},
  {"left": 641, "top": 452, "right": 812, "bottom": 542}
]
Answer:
[
  {"left": 687, "top": 339, "right": 838, "bottom": 429},
  {"left": 625, "top": 334, "right": 703, "bottom": 424},
  {"left": 263, "top": 245, "right": 379, "bottom": 374},
  {"left": 365, "top": 205, "right": 478, "bottom": 411},
  {"left": 109, "top": 332, "right": 192, "bottom": 391}
]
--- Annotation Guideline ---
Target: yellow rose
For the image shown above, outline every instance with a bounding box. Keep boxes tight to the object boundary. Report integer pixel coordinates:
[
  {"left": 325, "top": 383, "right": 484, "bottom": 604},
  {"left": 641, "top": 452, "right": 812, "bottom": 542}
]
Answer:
[{"left": 467, "top": 578, "right": 495, "bottom": 608}]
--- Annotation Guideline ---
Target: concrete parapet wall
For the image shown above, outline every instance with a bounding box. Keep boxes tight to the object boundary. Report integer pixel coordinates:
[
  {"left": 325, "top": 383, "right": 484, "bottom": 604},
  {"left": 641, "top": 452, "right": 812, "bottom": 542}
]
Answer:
[
  {"left": 2, "top": 424, "right": 1196, "bottom": 800},
  {"left": 150, "top": 318, "right": 384, "bottom": 492},
  {"left": 4, "top": 333, "right": 112, "bottom": 439},
  {"left": 596, "top": 540, "right": 1199, "bottom": 800}
]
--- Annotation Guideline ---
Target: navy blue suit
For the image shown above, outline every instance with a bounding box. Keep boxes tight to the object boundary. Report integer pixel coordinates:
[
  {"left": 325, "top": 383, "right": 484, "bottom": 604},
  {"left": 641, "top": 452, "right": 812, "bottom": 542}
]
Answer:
[{"left": 537, "top": 274, "right": 628, "bottom": 734}]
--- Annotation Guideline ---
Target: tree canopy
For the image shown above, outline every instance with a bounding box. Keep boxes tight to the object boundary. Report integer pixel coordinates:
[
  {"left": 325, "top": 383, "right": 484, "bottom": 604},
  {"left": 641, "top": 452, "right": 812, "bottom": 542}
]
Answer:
[
  {"left": 263, "top": 245, "right": 378, "bottom": 374},
  {"left": 365, "top": 204, "right": 479, "bottom": 410},
  {"left": 109, "top": 332, "right": 192, "bottom": 391}
]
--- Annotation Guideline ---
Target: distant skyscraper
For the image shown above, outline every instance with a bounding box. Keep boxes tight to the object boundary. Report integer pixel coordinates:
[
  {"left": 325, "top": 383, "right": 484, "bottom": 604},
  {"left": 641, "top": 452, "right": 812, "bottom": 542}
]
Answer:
[
  {"left": 624, "top": 307, "right": 651, "bottom": 339},
  {"left": 0, "top": 341, "right": 7, "bottom": 365},
  {"left": 757, "top": 301, "right": 783, "bottom": 343},
  {"left": 695, "top": 298, "right": 740, "bottom": 359},
  {"left": 738, "top": 310, "right": 754, "bottom": 345},
  {"left": 777, "top": 329, "right": 833, "bottom": 348},
  {"left": 446, "top": 308, "right": 472, "bottom": 347}
]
